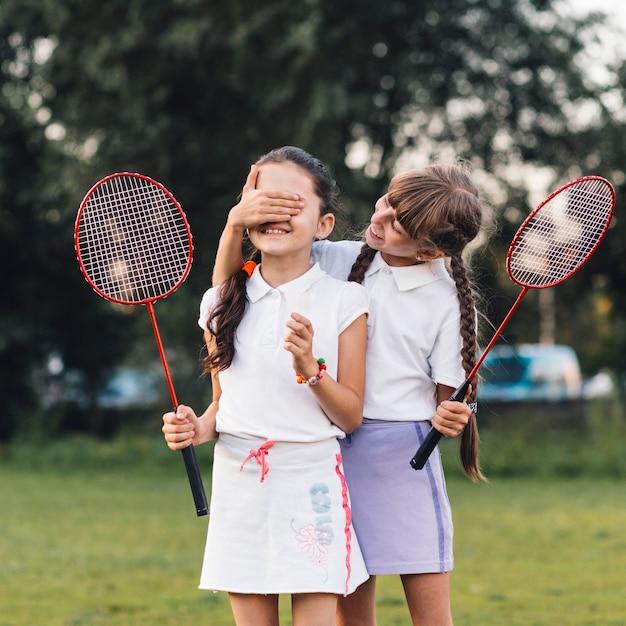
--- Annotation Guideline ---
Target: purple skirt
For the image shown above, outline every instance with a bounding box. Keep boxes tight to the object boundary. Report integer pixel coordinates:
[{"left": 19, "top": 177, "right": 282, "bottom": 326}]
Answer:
[{"left": 339, "top": 419, "right": 454, "bottom": 575}]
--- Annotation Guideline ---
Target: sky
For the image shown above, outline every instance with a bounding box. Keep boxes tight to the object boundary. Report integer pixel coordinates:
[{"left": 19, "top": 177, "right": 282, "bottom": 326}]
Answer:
[{"left": 563, "top": 0, "right": 626, "bottom": 68}]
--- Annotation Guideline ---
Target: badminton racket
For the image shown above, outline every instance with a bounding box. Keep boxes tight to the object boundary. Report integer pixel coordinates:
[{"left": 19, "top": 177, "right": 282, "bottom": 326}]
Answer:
[
  {"left": 411, "top": 175, "right": 615, "bottom": 470},
  {"left": 74, "top": 172, "right": 209, "bottom": 516}
]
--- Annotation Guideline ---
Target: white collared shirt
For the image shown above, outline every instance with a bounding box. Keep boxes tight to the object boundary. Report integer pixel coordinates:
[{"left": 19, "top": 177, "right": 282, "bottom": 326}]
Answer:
[
  {"left": 198, "top": 263, "right": 369, "bottom": 441},
  {"left": 311, "top": 240, "right": 465, "bottom": 421}
]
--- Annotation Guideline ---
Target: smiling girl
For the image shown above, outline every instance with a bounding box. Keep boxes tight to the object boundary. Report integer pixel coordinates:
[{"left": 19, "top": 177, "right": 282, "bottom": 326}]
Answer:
[{"left": 162, "top": 147, "right": 370, "bottom": 626}]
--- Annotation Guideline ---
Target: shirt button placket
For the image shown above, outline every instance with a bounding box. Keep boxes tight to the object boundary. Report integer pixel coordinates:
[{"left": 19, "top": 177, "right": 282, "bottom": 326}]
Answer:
[{"left": 263, "top": 290, "right": 280, "bottom": 347}]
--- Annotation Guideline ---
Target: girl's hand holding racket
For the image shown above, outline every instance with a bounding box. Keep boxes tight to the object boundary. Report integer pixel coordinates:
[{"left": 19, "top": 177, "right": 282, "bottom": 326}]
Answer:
[
  {"left": 162, "top": 405, "right": 201, "bottom": 451},
  {"left": 431, "top": 399, "right": 472, "bottom": 439},
  {"left": 163, "top": 404, "right": 218, "bottom": 449}
]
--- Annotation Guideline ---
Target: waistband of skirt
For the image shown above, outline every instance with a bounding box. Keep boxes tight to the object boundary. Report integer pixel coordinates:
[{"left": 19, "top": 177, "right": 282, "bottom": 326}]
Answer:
[
  {"left": 361, "top": 417, "right": 430, "bottom": 427},
  {"left": 217, "top": 433, "right": 341, "bottom": 466}
]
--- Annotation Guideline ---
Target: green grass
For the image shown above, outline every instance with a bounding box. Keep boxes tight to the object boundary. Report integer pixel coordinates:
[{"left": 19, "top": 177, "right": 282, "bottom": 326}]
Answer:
[
  {"left": 0, "top": 434, "right": 625, "bottom": 625},
  {"left": 449, "top": 479, "right": 626, "bottom": 625}
]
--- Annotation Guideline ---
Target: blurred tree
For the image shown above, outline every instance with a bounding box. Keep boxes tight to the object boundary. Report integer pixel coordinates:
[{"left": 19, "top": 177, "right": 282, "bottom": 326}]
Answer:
[
  {"left": 0, "top": 27, "right": 143, "bottom": 439},
  {"left": 1, "top": 0, "right": 624, "bottom": 438}
]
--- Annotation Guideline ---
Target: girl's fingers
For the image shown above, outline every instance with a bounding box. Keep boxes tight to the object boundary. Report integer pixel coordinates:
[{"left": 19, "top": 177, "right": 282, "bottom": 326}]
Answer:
[
  {"left": 257, "top": 199, "right": 302, "bottom": 221},
  {"left": 241, "top": 164, "right": 259, "bottom": 193},
  {"left": 162, "top": 410, "right": 185, "bottom": 427},
  {"left": 286, "top": 314, "right": 314, "bottom": 341},
  {"left": 432, "top": 403, "right": 470, "bottom": 437},
  {"left": 284, "top": 315, "right": 316, "bottom": 375},
  {"left": 162, "top": 424, "right": 195, "bottom": 448},
  {"left": 232, "top": 194, "right": 302, "bottom": 229},
  {"left": 161, "top": 405, "right": 197, "bottom": 449},
  {"left": 162, "top": 422, "right": 193, "bottom": 438},
  {"left": 287, "top": 312, "right": 312, "bottom": 330},
  {"left": 283, "top": 333, "right": 309, "bottom": 354}
]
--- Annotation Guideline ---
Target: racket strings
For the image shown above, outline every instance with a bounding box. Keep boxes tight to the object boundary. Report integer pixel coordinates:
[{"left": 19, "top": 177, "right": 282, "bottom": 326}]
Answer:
[
  {"left": 508, "top": 178, "right": 613, "bottom": 287},
  {"left": 77, "top": 176, "right": 191, "bottom": 303}
]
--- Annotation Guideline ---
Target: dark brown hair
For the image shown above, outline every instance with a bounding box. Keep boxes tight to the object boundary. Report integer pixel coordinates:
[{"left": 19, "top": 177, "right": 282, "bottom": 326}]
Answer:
[
  {"left": 203, "top": 146, "right": 338, "bottom": 374},
  {"left": 348, "top": 163, "right": 486, "bottom": 481}
]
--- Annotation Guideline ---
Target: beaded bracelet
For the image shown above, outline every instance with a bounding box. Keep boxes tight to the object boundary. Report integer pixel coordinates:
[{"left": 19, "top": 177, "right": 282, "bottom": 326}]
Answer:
[{"left": 296, "top": 358, "right": 327, "bottom": 385}]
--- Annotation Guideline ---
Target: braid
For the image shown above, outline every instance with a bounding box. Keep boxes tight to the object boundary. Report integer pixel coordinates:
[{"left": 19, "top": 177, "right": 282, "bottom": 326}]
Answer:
[
  {"left": 348, "top": 243, "right": 377, "bottom": 284},
  {"left": 387, "top": 163, "right": 486, "bottom": 482},
  {"left": 450, "top": 255, "right": 477, "bottom": 393},
  {"left": 450, "top": 254, "right": 485, "bottom": 482}
]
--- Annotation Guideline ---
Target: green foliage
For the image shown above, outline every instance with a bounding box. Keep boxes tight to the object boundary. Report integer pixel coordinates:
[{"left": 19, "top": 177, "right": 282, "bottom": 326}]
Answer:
[
  {"left": 2, "top": 0, "right": 626, "bottom": 439},
  {"left": 2, "top": 430, "right": 214, "bottom": 474},
  {"left": 441, "top": 397, "right": 626, "bottom": 479}
]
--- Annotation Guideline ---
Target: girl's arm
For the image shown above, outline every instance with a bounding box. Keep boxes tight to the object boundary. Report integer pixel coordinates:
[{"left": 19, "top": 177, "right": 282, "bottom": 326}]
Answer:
[
  {"left": 212, "top": 164, "right": 303, "bottom": 285},
  {"left": 284, "top": 312, "right": 367, "bottom": 434},
  {"left": 430, "top": 383, "right": 472, "bottom": 438}
]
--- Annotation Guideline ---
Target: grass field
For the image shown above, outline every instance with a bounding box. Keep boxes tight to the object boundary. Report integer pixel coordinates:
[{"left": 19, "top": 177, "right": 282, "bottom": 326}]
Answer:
[{"left": 1, "top": 434, "right": 625, "bottom": 625}]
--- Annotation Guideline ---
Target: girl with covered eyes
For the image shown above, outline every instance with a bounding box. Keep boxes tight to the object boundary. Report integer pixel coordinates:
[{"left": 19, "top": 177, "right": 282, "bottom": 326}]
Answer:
[{"left": 162, "top": 146, "right": 370, "bottom": 626}]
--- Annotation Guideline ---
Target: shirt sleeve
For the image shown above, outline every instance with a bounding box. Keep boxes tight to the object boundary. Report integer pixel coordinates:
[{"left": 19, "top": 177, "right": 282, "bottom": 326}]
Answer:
[
  {"left": 198, "top": 287, "right": 220, "bottom": 332},
  {"left": 429, "top": 300, "right": 466, "bottom": 389},
  {"left": 337, "top": 280, "right": 369, "bottom": 334},
  {"left": 310, "top": 239, "right": 363, "bottom": 281}
]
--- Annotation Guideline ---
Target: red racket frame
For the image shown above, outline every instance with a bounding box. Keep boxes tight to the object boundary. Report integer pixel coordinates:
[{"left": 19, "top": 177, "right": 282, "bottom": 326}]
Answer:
[
  {"left": 410, "top": 175, "right": 615, "bottom": 470},
  {"left": 75, "top": 172, "right": 208, "bottom": 516}
]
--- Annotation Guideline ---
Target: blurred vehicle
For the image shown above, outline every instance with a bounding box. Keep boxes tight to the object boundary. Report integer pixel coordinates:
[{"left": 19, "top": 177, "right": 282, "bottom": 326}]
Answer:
[
  {"left": 479, "top": 344, "right": 583, "bottom": 403},
  {"left": 96, "top": 367, "right": 161, "bottom": 409},
  {"left": 582, "top": 369, "right": 616, "bottom": 399},
  {"left": 36, "top": 352, "right": 163, "bottom": 411}
]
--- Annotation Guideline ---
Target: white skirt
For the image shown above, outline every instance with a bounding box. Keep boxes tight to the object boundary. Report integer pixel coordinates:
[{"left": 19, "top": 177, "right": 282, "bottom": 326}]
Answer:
[{"left": 199, "top": 434, "right": 369, "bottom": 595}]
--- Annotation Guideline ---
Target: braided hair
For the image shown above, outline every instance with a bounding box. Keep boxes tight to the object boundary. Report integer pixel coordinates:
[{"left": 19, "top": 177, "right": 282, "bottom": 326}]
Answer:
[{"left": 349, "top": 163, "right": 485, "bottom": 481}]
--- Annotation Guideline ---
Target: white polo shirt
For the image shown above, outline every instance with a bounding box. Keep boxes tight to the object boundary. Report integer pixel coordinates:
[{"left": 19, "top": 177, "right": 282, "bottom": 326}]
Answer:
[
  {"left": 311, "top": 240, "right": 465, "bottom": 422},
  {"left": 198, "top": 262, "right": 369, "bottom": 442}
]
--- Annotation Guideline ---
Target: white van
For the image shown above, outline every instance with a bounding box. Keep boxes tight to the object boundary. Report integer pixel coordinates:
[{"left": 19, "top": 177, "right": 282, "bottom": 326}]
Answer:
[{"left": 479, "top": 344, "right": 583, "bottom": 402}]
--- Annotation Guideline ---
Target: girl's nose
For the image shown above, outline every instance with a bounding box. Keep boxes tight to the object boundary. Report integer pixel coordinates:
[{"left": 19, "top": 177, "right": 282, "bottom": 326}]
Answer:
[{"left": 373, "top": 206, "right": 393, "bottom": 223}]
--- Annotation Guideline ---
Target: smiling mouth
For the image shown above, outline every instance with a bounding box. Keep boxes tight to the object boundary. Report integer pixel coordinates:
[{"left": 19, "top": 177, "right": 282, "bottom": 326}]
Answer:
[
  {"left": 368, "top": 225, "right": 383, "bottom": 241},
  {"left": 260, "top": 225, "right": 289, "bottom": 235}
]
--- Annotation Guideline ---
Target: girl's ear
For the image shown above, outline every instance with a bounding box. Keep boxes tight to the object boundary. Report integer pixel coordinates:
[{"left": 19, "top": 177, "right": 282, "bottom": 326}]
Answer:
[
  {"left": 316, "top": 213, "right": 335, "bottom": 240},
  {"left": 419, "top": 248, "right": 445, "bottom": 261}
]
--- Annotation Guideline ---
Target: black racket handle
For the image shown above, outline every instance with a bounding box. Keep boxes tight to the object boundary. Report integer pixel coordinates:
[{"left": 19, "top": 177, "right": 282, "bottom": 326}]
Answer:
[
  {"left": 410, "top": 379, "right": 471, "bottom": 470},
  {"left": 181, "top": 445, "right": 209, "bottom": 516}
]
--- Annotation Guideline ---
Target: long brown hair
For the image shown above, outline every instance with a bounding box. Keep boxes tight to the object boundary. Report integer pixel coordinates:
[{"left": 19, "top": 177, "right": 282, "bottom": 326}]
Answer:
[
  {"left": 203, "top": 146, "right": 339, "bottom": 375},
  {"left": 348, "top": 163, "right": 486, "bottom": 481}
]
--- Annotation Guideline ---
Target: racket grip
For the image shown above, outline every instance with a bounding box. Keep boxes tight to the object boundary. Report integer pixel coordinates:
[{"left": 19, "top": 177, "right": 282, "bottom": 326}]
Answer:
[
  {"left": 410, "top": 379, "right": 471, "bottom": 470},
  {"left": 410, "top": 429, "right": 442, "bottom": 470},
  {"left": 181, "top": 445, "right": 209, "bottom": 516}
]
